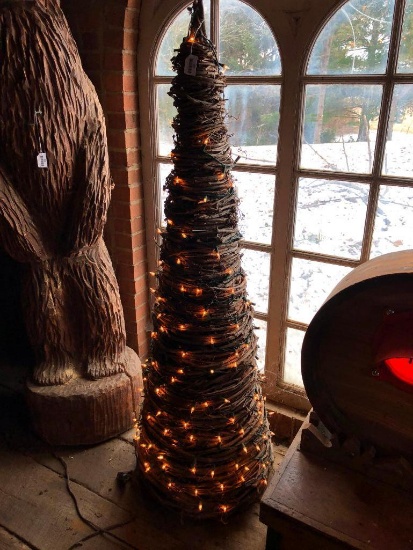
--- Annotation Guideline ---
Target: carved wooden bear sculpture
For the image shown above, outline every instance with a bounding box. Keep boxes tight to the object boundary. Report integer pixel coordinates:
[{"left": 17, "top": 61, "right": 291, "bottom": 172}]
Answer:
[{"left": 0, "top": 0, "right": 126, "bottom": 385}]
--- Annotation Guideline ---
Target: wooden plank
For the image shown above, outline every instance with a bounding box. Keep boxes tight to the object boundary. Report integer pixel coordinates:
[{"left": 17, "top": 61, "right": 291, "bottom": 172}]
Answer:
[
  {"left": 0, "top": 449, "right": 132, "bottom": 550},
  {"left": 0, "top": 527, "right": 32, "bottom": 550},
  {"left": 261, "top": 431, "right": 413, "bottom": 550}
]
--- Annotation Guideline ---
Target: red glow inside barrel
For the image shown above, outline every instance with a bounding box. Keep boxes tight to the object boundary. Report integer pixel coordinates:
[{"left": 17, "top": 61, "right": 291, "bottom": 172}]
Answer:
[{"left": 385, "top": 357, "right": 413, "bottom": 385}]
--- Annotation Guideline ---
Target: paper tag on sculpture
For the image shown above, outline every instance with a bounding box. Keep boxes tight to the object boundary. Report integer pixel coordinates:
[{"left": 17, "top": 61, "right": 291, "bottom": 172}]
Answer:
[
  {"left": 37, "top": 152, "right": 48, "bottom": 169},
  {"left": 184, "top": 54, "right": 198, "bottom": 76}
]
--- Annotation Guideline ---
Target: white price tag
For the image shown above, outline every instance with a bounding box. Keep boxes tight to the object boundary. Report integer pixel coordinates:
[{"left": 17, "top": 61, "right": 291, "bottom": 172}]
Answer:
[
  {"left": 184, "top": 54, "right": 198, "bottom": 76},
  {"left": 37, "top": 152, "right": 48, "bottom": 169}
]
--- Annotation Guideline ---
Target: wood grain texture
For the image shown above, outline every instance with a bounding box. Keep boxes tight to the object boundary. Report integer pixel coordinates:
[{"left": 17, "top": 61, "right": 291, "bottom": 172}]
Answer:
[
  {"left": 0, "top": 0, "right": 126, "bottom": 386},
  {"left": 261, "top": 426, "right": 413, "bottom": 550},
  {"left": 26, "top": 347, "right": 142, "bottom": 445},
  {"left": 302, "top": 251, "right": 413, "bottom": 457},
  {"left": 0, "top": 527, "right": 31, "bottom": 550},
  {"left": 0, "top": 375, "right": 286, "bottom": 550}
]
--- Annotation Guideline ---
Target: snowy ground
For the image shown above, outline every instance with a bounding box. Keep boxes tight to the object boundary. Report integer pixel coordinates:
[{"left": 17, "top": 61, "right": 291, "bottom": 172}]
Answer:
[{"left": 160, "top": 136, "right": 413, "bottom": 386}]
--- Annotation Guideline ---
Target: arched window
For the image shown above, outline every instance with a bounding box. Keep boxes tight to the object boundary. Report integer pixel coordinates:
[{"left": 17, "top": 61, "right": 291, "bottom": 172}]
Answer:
[{"left": 139, "top": 0, "right": 413, "bottom": 411}]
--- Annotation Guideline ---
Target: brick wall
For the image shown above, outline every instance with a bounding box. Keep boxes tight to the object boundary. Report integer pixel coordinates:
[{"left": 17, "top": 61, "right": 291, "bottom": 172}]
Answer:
[{"left": 61, "top": 0, "right": 150, "bottom": 359}]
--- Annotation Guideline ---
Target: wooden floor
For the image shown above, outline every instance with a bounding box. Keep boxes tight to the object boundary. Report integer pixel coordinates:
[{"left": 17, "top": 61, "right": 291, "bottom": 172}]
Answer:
[{"left": 0, "top": 363, "right": 287, "bottom": 550}]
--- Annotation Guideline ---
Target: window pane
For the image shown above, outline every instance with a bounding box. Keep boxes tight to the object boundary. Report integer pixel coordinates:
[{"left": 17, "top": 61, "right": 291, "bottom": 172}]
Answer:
[
  {"left": 301, "top": 84, "right": 382, "bottom": 174},
  {"left": 241, "top": 249, "right": 270, "bottom": 314},
  {"left": 234, "top": 172, "right": 275, "bottom": 244},
  {"left": 397, "top": 0, "right": 413, "bottom": 73},
  {"left": 288, "top": 258, "right": 352, "bottom": 325},
  {"left": 284, "top": 328, "right": 305, "bottom": 387},
  {"left": 227, "top": 85, "right": 280, "bottom": 165},
  {"left": 220, "top": 0, "right": 280, "bottom": 76},
  {"left": 370, "top": 185, "right": 413, "bottom": 258},
  {"left": 254, "top": 318, "right": 267, "bottom": 372},
  {"left": 307, "top": 0, "right": 395, "bottom": 75},
  {"left": 294, "top": 178, "right": 368, "bottom": 260},
  {"left": 159, "top": 163, "right": 172, "bottom": 222},
  {"left": 157, "top": 84, "right": 176, "bottom": 157},
  {"left": 383, "top": 85, "right": 413, "bottom": 177},
  {"left": 156, "top": 1, "right": 211, "bottom": 75}
]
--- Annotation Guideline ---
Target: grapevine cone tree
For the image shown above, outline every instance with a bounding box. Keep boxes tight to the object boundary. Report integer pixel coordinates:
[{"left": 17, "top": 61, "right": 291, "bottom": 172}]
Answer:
[{"left": 136, "top": 0, "right": 273, "bottom": 519}]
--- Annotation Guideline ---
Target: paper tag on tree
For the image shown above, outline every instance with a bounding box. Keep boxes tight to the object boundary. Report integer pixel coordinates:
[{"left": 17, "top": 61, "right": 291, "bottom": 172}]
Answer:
[
  {"left": 37, "top": 152, "right": 48, "bottom": 169},
  {"left": 184, "top": 55, "right": 198, "bottom": 76}
]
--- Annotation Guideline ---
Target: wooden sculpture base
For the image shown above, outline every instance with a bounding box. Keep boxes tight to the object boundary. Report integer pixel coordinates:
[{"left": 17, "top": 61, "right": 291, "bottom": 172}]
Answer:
[{"left": 26, "top": 347, "right": 142, "bottom": 446}]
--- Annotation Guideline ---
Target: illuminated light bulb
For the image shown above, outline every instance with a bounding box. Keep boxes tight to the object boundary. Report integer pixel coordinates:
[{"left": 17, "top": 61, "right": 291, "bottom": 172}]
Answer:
[
  {"left": 210, "top": 369, "right": 214, "bottom": 374},
  {"left": 157, "top": 455, "right": 164, "bottom": 460},
  {"left": 177, "top": 368, "right": 184, "bottom": 374},
  {"left": 182, "top": 421, "right": 189, "bottom": 429},
  {"left": 217, "top": 173, "right": 225, "bottom": 180},
  {"left": 203, "top": 196, "right": 208, "bottom": 203},
  {"left": 149, "top": 271, "right": 155, "bottom": 276},
  {"left": 148, "top": 444, "right": 153, "bottom": 449},
  {"left": 181, "top": 232, "right": 187, "bottom": 239},
  {"left": 195, "top": 489, "right": 199, "bottom": 496},
  {"left": 239, "top": 428, "right": 245, "bottom": 435},
  {"left": 203, "top": 137, "right": 209, "bottom": 145},
  {"left": 188, "top": 34, "right": 195, "bottom": 43},
  {"left": 156, "top": 410, "right": 162, "bottom": 417},
  {"left": 235, "top": 463, "right": 239, "bottom": 470},
  {"left": 210, "top": 470, "right": 215, "bottom": 478},
  {"left": 203, "top": 401, "right": 209, "bottom": 408},
  {"left": 181, "top": 351, "right": 187, "bottom": 358},
  {"left": 221, "top": 505, "right": 228, "bottom": 513},
  {"left": 161, "top": 463, "right": 167, "bottom": 470},
  {"left": 240, "top": 475, "right": 246, "bottom": 482},
  {"left": 190, "top": 407, "right": 195, "bottom": 414},
  {"left": 217, "top": 435, "right": 222, "bottom": 444},
  {"left": 176, "top": 258, "right": 181, "bottom": 265},
  {"left": 191, "top": 466, "right": 197, "bottom": 476},
  {"left": 140, "top": 443, "right": 146, "bottom": 448},
  {"left": 198, "top": 502, "right": 203, "bottom": 512},
  {"left": 146, "top": 414, "right": 152, "bottom": 420},
  {"left": 155, "top": 388, "right": 161, "bottom": 395},
  {"left": 180, "top": 285, "right": 186, "bottom": 293},
  {"left": 168, "top": 482, "right": 173, "bottom": 489},
  {"left": 229, "top": 417, "right": 235, "bottom": 424},
  {"left": 171, "top": 377, "right": 176, "bottom": 383},
  {"left": 263, "top": 479, "right": 268, "bottom": 485},
  {"left": 150, "top": 288, "right": 156, "bottom": 294},
  {"left": 220, "top": 484, "right": 224, "bottom": 491},
  {"left": 243, "top": 445, "right": 248, "bottom": 453},
  {"left": 195, "top": 288, "right": 202, "bottom": 296},
  {"left": 144, "top": 462, "right": 151, "bottom": 473},
  {"left": 179, "top": 324, "right": 187, "bottom": 331},
  {"left": 224, "top": 398, "right": 230, "bottom": 403},
  {"left": 163, "top": 428, "right": 170, "bottom": 436},
  {"left": 156, "top": 228, "right": 162, "bottom": 235},
  {"left": 159, "top": 326, "right": 166, "bottom": 333},
  {"left": 231, "top": 362, "right": 238, "bottom": 368},
  {"left": 201, "top": 309, "right": 209, "bottom": 318},
  {"left": 256, "top": 445, "right": 260, "bottom": 451},
  {"left": 209, "top": 337, "right": 215, "bottom": 345},
  {"left": 189, "top": 434, "right": 195, "bottom": 442},
  {"left": 167, "top": 219, "right": 173, "bottom": 226},
  {"left": 244, "top": 466, "right": 250, "bottom": 472},
  {"left": 151, "top": 332, "right": 157, "bottom": 339}
]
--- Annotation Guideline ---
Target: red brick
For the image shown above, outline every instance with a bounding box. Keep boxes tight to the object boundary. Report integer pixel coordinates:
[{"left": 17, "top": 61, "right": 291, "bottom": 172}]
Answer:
[
  {"left": 107, "top": 111, "right": 138, "bottom": 131},
  {"left": 108, "top": 146, "right": 140, "bottom": 168},
  {"left": 124, "top": 8, "right": 139, "bottom": 29}
]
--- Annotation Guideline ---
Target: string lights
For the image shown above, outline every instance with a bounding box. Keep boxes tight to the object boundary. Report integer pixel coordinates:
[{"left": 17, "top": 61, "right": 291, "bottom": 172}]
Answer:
[{"left": 136, "top": 0, "right": 273, "bottom": 519}]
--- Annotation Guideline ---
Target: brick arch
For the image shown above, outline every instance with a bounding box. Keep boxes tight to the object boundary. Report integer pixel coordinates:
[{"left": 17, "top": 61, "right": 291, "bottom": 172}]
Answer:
[{"left": 61, "top": 0, "right": 150, "bottom": 359}]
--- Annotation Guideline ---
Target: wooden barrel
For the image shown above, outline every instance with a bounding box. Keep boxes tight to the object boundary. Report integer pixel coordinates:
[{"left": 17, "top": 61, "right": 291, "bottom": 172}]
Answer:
[{"left": 302, "top": 250, "right": 413, "bottom": 457}]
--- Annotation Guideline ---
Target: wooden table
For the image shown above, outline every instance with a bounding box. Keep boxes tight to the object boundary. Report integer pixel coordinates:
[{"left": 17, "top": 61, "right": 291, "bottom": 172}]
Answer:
[{"left": 260, "top": 426, "right": 413, "bottom": 550}]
